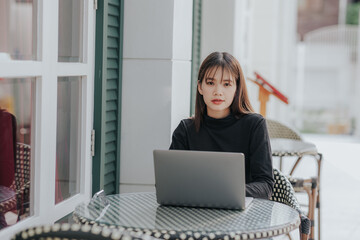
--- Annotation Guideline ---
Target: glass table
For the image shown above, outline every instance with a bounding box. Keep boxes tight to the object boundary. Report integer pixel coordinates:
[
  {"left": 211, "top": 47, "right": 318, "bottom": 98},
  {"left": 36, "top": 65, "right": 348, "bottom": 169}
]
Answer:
[{"left": 73, "top": 192, "right": 300, "bottom": 240}]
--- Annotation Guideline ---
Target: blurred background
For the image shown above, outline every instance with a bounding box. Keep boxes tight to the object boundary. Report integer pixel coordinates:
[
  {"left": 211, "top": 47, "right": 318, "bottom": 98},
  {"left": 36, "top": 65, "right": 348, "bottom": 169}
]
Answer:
[{"left": 195, "top": 0, "right": 360, "bottom": 138}]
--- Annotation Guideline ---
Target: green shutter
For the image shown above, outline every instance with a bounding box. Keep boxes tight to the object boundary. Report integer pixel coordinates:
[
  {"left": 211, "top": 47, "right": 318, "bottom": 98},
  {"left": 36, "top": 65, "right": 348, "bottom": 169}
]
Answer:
[
  {"left": 190, "top": 0, "right": 202, "bottom": 116},
  {"left": 93, "top": 0, "right": 124, "bottom": 195}
]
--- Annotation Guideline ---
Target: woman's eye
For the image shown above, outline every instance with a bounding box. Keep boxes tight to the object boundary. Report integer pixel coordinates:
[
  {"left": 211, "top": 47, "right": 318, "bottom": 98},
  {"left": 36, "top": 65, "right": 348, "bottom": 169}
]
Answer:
[
  {"left": 207, "top": 81, "right": 214, "bottom": 85},
  {"left": 224, "top": 83, "right": 231, "bottom": 87}
]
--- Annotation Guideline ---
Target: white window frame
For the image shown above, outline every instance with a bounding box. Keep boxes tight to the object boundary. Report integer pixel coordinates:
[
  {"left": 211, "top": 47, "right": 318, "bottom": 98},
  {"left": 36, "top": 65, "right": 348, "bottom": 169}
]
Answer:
[{"left": 0, "top": 1, "right": 95, "bottom": 239}]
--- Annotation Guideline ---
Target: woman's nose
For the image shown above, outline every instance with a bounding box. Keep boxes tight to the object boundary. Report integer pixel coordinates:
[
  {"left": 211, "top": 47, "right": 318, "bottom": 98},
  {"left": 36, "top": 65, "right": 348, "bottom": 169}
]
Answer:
[{"left": 213, "top": 85, "right": 223, "bottom": 95}]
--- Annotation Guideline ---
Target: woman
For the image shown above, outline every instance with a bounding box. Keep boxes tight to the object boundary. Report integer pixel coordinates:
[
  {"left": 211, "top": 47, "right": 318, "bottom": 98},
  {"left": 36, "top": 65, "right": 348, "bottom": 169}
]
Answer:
[{"left": 170, "top": 52, "right": 274, "bottom": 199}]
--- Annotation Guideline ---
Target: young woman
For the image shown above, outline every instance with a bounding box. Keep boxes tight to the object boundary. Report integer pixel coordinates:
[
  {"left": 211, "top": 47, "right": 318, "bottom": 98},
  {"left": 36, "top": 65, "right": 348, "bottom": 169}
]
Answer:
[{"left": 170, "top": 52, "right": 274, "bottom": 199}]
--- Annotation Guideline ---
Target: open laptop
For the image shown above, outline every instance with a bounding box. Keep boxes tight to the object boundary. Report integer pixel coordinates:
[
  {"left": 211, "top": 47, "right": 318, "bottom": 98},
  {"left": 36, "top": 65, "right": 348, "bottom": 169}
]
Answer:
[{"left": 153, "top": 150, "right": 253, "bottom": 210}]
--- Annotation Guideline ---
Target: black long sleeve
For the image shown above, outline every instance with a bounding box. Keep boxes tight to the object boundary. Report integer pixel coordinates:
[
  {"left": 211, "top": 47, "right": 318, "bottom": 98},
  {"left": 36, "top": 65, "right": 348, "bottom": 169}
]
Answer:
[{"left": 169, "top": 113, "right": 274, "bottom": 199}]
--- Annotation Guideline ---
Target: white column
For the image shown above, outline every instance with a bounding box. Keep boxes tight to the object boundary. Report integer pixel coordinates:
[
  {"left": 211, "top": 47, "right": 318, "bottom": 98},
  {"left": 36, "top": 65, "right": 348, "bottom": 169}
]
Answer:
[
  {"left": 276, "top": 0, "right": 298, "bottom": 124},
  {"left": 120, "top": 0, "right": 193, "bottom": 193},
  {"left": 356, "top": 19, "right": 360, "bottom": 137},
  {"left": 295, "top": 43, "right": 305, "bottom": 130},
  {"left": 338, "top": 0, "right": 347, "bottom": 25},
  {"left": 234, "top": 0, "right": 253, "bottom": 84},
  {"left": 249, "top": 0, "right": 279, "bottom": 117},
  {"left": 249, "top": 0, "right": 297, "bottom": 121}
]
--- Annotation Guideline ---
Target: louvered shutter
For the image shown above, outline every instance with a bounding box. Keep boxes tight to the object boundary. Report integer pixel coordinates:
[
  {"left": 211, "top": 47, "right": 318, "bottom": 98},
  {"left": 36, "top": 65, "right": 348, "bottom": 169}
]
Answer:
[{"left": 93, "top": 0, "right": 123, "bottom": 195}]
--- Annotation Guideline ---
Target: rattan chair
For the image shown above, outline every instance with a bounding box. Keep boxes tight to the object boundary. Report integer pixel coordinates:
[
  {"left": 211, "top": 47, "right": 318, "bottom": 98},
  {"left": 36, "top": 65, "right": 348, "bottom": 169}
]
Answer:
[
  {"left": 13, "top": 143, "right": 31, "bottom": 219},
  {"left": 0, "top": 143, "right": 31, "bottom": 224},
  {"left": 266, "top": 119, "right": 322, "bottom": 240},
  {"left": 266, "top": 119, "right": 322, "bottom": 176},
  {"left": 271, "top": 169, "right": 310, "bottom": 240},
  {"left": 11, "top": 223, "right": 158, "bottom": 240}
]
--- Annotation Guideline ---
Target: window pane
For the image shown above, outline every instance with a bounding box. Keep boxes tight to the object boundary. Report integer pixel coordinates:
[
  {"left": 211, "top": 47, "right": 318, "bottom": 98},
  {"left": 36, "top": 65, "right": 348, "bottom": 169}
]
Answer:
[
  {"left": 58, "top": 0, "right": 84, "bottom": 62},
  {"left": 0, "top": 77, "right": 34, "bottom": 230},
  {"left": 0, "top": 0, "right": 38, "bottom": 61},
  {"left": 56, "top": 77, "right": 82, "bottom": 204}
]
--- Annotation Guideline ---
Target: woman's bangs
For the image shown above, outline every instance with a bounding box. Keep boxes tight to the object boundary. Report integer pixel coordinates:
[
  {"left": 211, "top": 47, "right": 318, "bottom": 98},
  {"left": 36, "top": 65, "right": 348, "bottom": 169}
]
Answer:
[
  {"left": 203, "top": 65, "right": 220, "bottom": 81},
  {"left": 203, "top": 64, "right": 236, "bottom": 83},
  {"left": 223, "top": 64, "right": 237, "bottom": 83}
]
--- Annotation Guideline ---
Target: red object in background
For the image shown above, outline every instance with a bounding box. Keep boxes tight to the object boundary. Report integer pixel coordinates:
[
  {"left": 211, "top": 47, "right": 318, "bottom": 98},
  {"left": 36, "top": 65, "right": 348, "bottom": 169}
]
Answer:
[
  {"left": 0, "top": 109, "right": 16, "bottom": 187},
  {"left": 253, "top": 72, "right": 289, "bottom": 104}
]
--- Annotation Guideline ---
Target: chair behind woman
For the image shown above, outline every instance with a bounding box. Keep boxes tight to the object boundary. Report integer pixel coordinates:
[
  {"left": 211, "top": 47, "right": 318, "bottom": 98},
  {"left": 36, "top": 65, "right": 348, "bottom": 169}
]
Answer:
[{"left": 267, "top": 119, "right": 322, "bottom": 240}]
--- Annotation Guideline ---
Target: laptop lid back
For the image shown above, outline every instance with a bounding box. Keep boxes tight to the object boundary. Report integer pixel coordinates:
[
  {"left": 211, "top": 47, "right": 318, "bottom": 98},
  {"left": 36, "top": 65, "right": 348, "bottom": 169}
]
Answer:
[{"left": 153, "top": 150, "right": 248, "bottom": 210}]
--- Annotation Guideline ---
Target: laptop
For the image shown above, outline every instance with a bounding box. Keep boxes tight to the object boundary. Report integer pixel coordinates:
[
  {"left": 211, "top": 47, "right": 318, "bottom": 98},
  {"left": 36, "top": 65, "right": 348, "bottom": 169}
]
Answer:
[{"left": 153, "top": 149, "right": 253, "bottom": 210}]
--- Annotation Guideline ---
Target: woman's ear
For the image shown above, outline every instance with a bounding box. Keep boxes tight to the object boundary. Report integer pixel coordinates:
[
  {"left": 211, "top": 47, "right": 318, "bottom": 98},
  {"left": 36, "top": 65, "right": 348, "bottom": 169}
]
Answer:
[{"left": 198, "top": 82, "right": 203, "bottom": 95}]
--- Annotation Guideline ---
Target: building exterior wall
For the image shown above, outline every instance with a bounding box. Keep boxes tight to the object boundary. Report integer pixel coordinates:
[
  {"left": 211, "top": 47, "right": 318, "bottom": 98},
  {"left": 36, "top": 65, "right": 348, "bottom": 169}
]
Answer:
[
  {"left": 297, "top": 0, "right": 340, "bottom": 40},
  {"left": 297, "top": 25, "right": 360, "bottom": 135}
]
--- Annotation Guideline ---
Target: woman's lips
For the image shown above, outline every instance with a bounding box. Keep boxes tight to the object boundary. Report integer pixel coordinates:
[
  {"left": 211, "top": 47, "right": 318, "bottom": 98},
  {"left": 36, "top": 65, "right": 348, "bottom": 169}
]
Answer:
[{"left": 211, "top": 99, "right": 224, "bottom": 105}]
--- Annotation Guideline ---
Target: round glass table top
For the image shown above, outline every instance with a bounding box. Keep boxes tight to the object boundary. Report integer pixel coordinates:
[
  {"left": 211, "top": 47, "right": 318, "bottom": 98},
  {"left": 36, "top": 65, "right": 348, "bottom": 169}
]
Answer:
[{"left": 74, "top": 192, "right": 300, "bottom": 239}]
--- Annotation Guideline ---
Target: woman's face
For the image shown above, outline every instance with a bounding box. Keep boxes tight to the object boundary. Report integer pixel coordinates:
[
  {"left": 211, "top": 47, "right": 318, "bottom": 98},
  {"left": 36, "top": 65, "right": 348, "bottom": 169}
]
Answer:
[{"left": 198, "top": 67, "right": 237, "bottom": 119}]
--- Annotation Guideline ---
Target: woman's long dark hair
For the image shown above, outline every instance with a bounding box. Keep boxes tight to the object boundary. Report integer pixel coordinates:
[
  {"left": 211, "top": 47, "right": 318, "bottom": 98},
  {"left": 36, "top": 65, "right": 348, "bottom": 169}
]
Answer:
[{"left": 194, "top": 52, "right": 254, "bottom": 131}]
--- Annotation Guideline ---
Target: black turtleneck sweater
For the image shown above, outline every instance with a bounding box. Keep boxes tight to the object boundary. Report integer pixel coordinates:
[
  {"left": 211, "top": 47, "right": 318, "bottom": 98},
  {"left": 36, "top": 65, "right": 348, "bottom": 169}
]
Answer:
[{"left": 169, "top": 113, "right": 274, "bottom": 199}]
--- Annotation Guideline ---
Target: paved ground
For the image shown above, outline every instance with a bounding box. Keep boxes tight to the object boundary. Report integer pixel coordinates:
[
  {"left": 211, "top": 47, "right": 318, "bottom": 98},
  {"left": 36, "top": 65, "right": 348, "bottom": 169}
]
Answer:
[{"left": 274, "top": 134, "right": 360, "bottom": 239}]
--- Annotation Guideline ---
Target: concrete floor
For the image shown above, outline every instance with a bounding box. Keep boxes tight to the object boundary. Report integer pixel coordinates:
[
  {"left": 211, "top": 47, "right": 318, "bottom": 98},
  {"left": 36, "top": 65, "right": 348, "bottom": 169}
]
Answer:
[{"left": 274, "top": 134, "right": 360, "bottom": 240}]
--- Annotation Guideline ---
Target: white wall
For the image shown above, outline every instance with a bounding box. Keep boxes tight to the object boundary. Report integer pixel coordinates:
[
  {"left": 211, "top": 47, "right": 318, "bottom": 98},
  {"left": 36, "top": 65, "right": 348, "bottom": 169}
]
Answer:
[
  {"left": 200, "top": 0, "right": 252, "bottom": 70},
  {"left": 120, "top": 0, "right": 193, "bottom": 193},
  {"left": 249, "top": 0, "right": 298, "bottom": 122},
  {"left": 201, "top": 0, "right": 236, "bottom": 59},
  {"left": 233, "top": 0, "right": 252, "bottom": 77},
  {"left": 200, "top": 0, "right": 258, "bottom": 111}
]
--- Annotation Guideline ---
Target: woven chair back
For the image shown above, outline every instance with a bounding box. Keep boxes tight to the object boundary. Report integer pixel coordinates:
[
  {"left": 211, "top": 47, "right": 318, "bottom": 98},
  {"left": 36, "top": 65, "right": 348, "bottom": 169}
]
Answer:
[{"left": 266, "top": 119, "right": 302, "bottom": 140}]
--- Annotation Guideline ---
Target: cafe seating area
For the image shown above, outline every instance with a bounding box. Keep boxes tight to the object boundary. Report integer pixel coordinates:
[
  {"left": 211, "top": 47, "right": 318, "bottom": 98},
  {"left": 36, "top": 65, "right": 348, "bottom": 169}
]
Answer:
[{"left": 3, "top": 115, "right": 360, "bottom": 240}]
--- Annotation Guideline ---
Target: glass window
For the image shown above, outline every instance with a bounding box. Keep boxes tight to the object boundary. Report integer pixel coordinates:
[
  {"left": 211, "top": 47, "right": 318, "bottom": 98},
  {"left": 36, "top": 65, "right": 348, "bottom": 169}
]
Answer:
[
  {"left": 55, "top": 77, "right": 82, "bottom": 204},
  {"left": 58, "top": 0, "right": 84, "bottom": 62},
  {"left": 0, "top": 77, "right": 34, "bottom": 230},
  {"left": 0, "top": 0, "right": 38, "bottom": 61}
]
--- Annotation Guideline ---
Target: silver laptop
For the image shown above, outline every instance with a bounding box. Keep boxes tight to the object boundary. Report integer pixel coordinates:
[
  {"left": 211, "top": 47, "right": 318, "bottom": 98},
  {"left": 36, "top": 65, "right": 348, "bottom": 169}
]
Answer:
[{"left": 153, "top": 150, "right": 253, "bottom": 210}]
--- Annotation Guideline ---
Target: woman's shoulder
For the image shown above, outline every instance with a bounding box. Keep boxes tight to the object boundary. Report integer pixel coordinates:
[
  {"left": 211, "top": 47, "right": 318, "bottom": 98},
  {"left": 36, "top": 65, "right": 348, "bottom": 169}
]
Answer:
[
  {"left": 180, "top": 117, "right": 195, "bottom": 127},
  {"left": 174, "top": 117, "right": 195, "bottom": 131},
  {"left": 237, "top": 112, "right": 265, "bottom": 124},
  {"left": 235, "top": 113, "right": 268, "bottom": 136}
]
